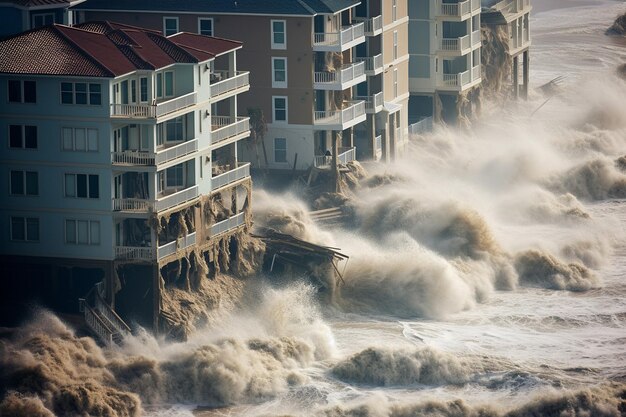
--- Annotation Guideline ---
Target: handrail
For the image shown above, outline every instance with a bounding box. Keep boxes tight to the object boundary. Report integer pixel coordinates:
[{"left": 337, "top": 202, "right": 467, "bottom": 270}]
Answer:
[
  {"left": 115, "top": 246, "right": 155, "bottom": 260},
  {"left": 155, "top": 92, "right": 197, "bottom": 117},
  {"left": 314, "top": 101, "right": 365, "bottom": 125},
  {"left": 210, "top": 71, "right": 250, "bottom": 100},
  {"left": 95, "top": 291, "right": 131, "bottom": 333},
  {"left": 355, "top": 54, "right": 383, "bottom": 73},
  {"left": 314, "top": 61, "right": 365, "bottom": 85},
  {"left": 313, "top": 21, "right": 365, "bottom": 48},
  {"left": 155, "top": 138, "right": 198, "bottom": 165},
  {"left": 409, "top": 117, "right": 433, "bottom": 135},
  {"left": 113, "top": 198, "right": 153, "bottom": 212},
  {"left": 211, "top": 163, "right": 250, "bottom": 192},
  {"left": 211, "top": 212, "right": 245, "bottom": 237},
  {"left": 157, "top": 231, "right": 197, "bottom": 259},
  {"left": 211, "top": 116, "right": 250, "bottom": 145},
  {"left": 82, "top": 301, "right": 114, "bottom": 346},
  {"left": 112, "top": 150, "right": 155, "bottom": 165},
  {"left": 155, "top": 185, "right": 199, "bottom": 212}
]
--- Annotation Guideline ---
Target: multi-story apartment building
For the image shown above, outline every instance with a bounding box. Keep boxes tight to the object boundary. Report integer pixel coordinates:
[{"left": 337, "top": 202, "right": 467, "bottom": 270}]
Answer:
[
  {"left": 482, "top": 0, "right": 531, "bottom": 99},
  {"left": 0, "top": 22, "right": 252, "bottom": 334},
  {"left": 72, "top": 0, "right": 410, "bottom": 170},
  {"left": 408, "top": 0, "right": 482, "bottom": 126},
  {"left": 0, "top": 0, "right": 84, "bottom": 38}
]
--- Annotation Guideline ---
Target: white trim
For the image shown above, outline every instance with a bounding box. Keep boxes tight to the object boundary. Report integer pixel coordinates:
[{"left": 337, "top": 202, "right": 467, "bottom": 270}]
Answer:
[
  {"left": 271, "top": 57, "right": 288, "bottom": 89},
  {"left": 270, "top": 19, "right": 287, "bottom": 50},
  {"left": 273, "top": 137, "right": 288, "bottom": 163},
  {"left": 198, "top": 17, "right": 214, "bottom": 36},
  {"left": 163, "top": 16, "right": 179, "bottom": 36},
  {"left": 272, "top": 96, "right": 288, "bottom": 124}
]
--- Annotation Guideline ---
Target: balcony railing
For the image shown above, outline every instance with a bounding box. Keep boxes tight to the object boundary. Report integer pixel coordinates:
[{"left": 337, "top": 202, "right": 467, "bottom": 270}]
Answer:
[
  {"left": 210, "top": 71, "right": 250, "bottom": 102},
  {"left": 313, "top": 147, "right": 356, "bottom": 168},
  {"left": 113, "top": 198, "right": 153, "bottom": 212},
  {"left": 471, "top": 29, "right": 481, "bottom": 47},
  {"left": 112, "top": 150, "right": 155, "bottom": 165},
  {"left": 409, "top": 117, "right": 434, "bottom": 135},
  {"left": 438, "top": 0, "right": 480, "bottom": 17},
  {"left": 211, "top": 116, "right": 250, "bottom": 146},
  {"left": 313, "top": 22, "right": 365, "bottom": 51},
  {"left": 354, "top": 15, "right": 382, "bottom": 36},
  {"left": 440, "top": 34, "right": 470, "bottom": 51},
  {"left": 115, "top": 246, "right": 155, "bottom": 261},
  {"left": 155, "top": 185, "right": 199, "bottom": 212},
  {"left": 354, "top": 92, "right": 383, "bottom": 113},
  {"left": 355, "top": 54, "right": 383, "bottom": 75},
  {"left": 211, "top": 163, "right": 250, "bottom": 192},
  {"left": 442, "top": 70, "right": 471, "bottom": 87},
  {"left": 155, "top": 139, "right": 198, "bottom": 165},
  {"left": 471, "top": 64, "right": 481, "bottom": 81},
  {"left": 211, "top": 212, "right": 245, "bottom": 237},
  {"left": 157, "top": 232, "right": 196, "bottom": 259},
  {"left": 491, "top": 0, "right": 530, "bottom": 14},
  {"left": 313, "top": 101, "right": 366, "bottom": 128},
  {"left": 314, "top": 61, "right": 365, "bottom": 89},
  {"left": 110, "top": 92, "right": 197, "bottom": 119}
]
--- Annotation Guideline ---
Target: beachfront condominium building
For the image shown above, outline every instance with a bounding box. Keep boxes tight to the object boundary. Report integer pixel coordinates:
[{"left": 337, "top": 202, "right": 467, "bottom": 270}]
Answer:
[
  {"left": 72, "top": 0, "right": 410, "bottom": 170},
  {"left": 0, "top": 0, "right": 85, "bottom": 37},
  {"left": 0, "top": 22, "right": 252, "bottom": 332},
  {"left": 408, "top": 0, "right": 482, "bottom": 126},
  {"left": 481, "top": 0, "right": 532, "bottom": 98}
]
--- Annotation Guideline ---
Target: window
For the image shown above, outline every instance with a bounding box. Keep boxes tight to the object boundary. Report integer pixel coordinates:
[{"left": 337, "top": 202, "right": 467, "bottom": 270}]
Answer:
[
  {"left": 199, "top": 18, "right": 214, "bottom": 36},
  {"left": 65, "top": 220, "right": 100, "bottom": 245},
  {"left": 10, "top": 171, "right": 38, "bottom": 196},
  {"left": 140, "top": 77, "right": 148, "bottom": 102},
  {"left": 156, "top": 71, "right": 174, "bottom": 98},
  {"left": 65, "top": 174, "right": 99, "bottom": 199},
  {"left": 165, "top": 117, "right": 184, "bottom": 142},
  {"left": 271, "top": 20, "right": 286, "bottom": 49},
  {"left": 32, "top": 13, "right": 54, "bottom": 28},
  {"left": 273, "top": 96, "right": 287, "bottom": 123},
  {"left": 8, "top": 80, "right": 36, "bottom": 103},
  {"left": 165, "top": 165, "right": 184, "bottom": 188},
  {"left": 393, "top": 68, "right": 398, "bottom": 98},
  {"left": 60, "top": 82, "right": 101, "bottom": 105},
  {"left": 272, "top": 57, "right": 287, "bottom": 88},
  {"left": 62, "top": 128, "right": 98, "bottom": 152},
  {"left": 392, "top": 0, "right": 397, "bottom": 21},
  {"left": 11, "top": 217, "right": 39, "bottom": 242},
  {"left": 9, "top": 125, "right": 37, "bottom": 149},
  {"left": 274, "top": 138, "right": 287, "bottom": 163},
  {"left": 393, "top": 31, "right": 398, "bottom": 60},
  {"left": 164, "top": 17, "right": 179, "bottom": 36}
]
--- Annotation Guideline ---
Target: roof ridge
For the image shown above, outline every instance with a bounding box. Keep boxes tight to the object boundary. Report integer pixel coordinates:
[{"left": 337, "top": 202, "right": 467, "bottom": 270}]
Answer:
[
  {"left": 146, "top": 32, "right": 199, "bottom": 63},
  {"left": 171, "top": 32, "right": 243, "bottom": 46},
  {"left": 51, "top": 24, "right": 116, "bottom": 77},
  {"left": 296, "top": 0, "right": 317, "bottom": 14}
]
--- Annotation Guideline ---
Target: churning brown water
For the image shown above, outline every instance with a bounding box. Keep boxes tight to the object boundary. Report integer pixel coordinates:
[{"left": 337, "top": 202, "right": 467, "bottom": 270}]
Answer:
[{"left": 2, "top": 1, "right": 626, "bottom": 416}]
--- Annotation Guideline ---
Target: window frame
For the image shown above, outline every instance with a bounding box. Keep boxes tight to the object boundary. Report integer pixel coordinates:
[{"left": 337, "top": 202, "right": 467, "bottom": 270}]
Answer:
[
  {"left": 31, "top": 13, "right": 54, "bottom": 28},
  {"left": 156, "top": 70, "right": 175, "bottom": 98},
  {"left": 61, "top": 127, "right": 98, "bottom": 152},
  {"left": 163, "top": 16, "right": 179, "bottom": 36},
  {"left": 393, "top": 30, "right": 398, "bottom": 60},
  {"left": 393, "top": 68, "right": 398, "bottom": 98},
  {"left": 271, "top": 57, "right": 288, "bottom": 88},
  {"left": 8, "top": 125, "right": 37, "bottom": 149},
  {"left": 392, "top": 0, "right": 397, "bottom": 21},
  {"left": 273, "top": 137, "right": 287, "bottom": 163},
  {"left": 64, "top": 219, "right": 101, "bottom": 245},
  {"left": 60, "top": 82, "right": 102, "bottom": 106},
  {"left": 10, "top": 216, "right": 39, "bottom": 242},
  {"left": 271, "top": 19, "right": 287, "bottom": 50},
  {"left": 64, "top": 173, "right": 100, "bottom": 199},
  {"left": 10, "top": 170, "right": 38, "bottom": 196},
  {"left": 198, "top": 17, "right": 214, "bottom": 36},
  {"left": 272, "top": 96, "right": 288, "bottom": 123},
  {"left": 8, "top": 80, "right": 36, "bottom": 104}
]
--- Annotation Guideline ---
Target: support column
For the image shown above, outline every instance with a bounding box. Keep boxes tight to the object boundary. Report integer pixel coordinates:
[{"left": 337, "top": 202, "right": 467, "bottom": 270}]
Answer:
[
  {"left": 522, "top": 50, "right": 530, "bottom": 100},
  {"left": 367, "top": 114, "right": 376, "bottom": 160},
  {"left": 152, "top": 263, "right": 161, "bottom": 335},
  {"left": 331, "top": 131, "right": 340, "bottom": 193},
  {"left": 433, "top": 93, "right": 441, "bottom": 124},
  {"left": 512, "top": 56, "right": 519, "bottom": 99}
]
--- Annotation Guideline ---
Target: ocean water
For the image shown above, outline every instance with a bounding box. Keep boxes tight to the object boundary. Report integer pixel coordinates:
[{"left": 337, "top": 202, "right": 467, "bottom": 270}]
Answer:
[{"left": 1, "top": 2, "right": 625, "bottom": 416}]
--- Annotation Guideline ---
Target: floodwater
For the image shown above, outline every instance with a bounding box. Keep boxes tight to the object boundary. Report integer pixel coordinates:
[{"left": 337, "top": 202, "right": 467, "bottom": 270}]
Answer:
[{"left": 1, "top": 1, "right": 625, "bottom": 416}]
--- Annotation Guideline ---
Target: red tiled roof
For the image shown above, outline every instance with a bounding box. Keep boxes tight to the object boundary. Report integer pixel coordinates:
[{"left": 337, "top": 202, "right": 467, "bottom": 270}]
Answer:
[
  {"left": 9, "top": 0, "right": 82, "bottom": 7},
  {"left": 0, "top": 22, "right": 241, "bottom": 78}
]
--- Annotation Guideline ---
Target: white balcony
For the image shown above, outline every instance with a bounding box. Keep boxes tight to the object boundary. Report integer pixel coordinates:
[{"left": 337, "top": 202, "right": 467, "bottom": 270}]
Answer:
[
  {"left": 155, "top": 139, "right": 198, "bottom": 166},
  {"left": 110, "top": 92, "right": 197, "bottom": 119},
  {"left": 313, "top": 22, "right": 365, "bottom": 52},
  {"left": 211, "top": 212, "right": 245, "bottom": 237},
  {"left": 112, "top": 198, "right": 154, "bottom": 212},
  {"left": 355, "top": 54, "right": 383, "bottom": 75},
  {"left": 155, "top": 185, "right": 199, "bottom": 212},
  {"left": 112, "top": 151, "right": 155, "bottom": 166},
  {"left": 211, "top": 163, "right": 250, "bottom": 193},
  {"left": 440, "top": 34, "right": 471, "bottom": 53},
  {"left": 409, "top": 117, "right": 434, "bottom": 135},
  {"left": 489, "top": 0, "right": 531, "bottom": 15},
  {"left": 313, "top": 101, "right": 366, "bottom": 130},
  {"left": 354, "top": 92, "right": 383, "bottom": 114},
  {"left": 437, "top": 0, "right": 480, "bottom": 19},
  {"left": 313, "top": 147, "right": 356, "bottom": 168},
  {"left": 210, "top": 71, "right": 250, "bottom": 103},
  {"left": 438, "top": 65, "right": 480, "bottom": 90},
  {"left": 115, "top": 246, "right": 155, "bottom": 261},
  {"left": 314, "top": 61, "right": 366, "bottom": 90},
  {"left": 211, "top": 116, "right": 250, "bottom": 147},
  {"left": 157, "top": 232, "right": 196, "bottom": 260},
  {"left": 471, "top": 30, "right": 481, "bottom": 48},
  {"left": 354, "top": 15, "right": 383, "bottom": 36}
]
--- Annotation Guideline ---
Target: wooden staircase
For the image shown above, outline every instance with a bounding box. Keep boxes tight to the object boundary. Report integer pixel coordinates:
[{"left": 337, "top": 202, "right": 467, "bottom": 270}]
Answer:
[{"left": 79, "top": 282, "right": 131, "bottom": 346}]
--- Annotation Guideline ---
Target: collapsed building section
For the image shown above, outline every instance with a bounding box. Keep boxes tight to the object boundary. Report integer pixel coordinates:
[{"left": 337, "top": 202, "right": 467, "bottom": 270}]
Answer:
[{"left": 481, "top": 0, "right": 532, "bottom": 99}]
